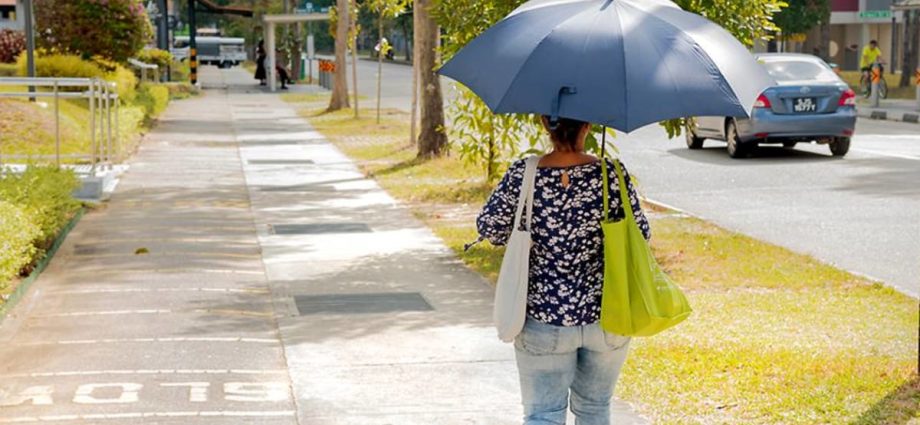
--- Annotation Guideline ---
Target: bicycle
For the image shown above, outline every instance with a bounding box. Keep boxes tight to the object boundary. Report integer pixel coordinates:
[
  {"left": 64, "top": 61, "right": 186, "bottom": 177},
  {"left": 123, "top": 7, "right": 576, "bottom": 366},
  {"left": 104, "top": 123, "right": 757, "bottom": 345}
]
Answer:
[{"left": 858, "top": 62, "right": 889, "bottom": 99}]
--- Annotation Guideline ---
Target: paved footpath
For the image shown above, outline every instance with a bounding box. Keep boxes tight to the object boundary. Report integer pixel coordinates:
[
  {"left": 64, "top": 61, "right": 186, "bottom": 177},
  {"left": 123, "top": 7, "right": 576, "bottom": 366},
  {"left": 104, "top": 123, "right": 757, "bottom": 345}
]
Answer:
[{"left": 0, "top": 67, "right": 646, "bottom": 424}]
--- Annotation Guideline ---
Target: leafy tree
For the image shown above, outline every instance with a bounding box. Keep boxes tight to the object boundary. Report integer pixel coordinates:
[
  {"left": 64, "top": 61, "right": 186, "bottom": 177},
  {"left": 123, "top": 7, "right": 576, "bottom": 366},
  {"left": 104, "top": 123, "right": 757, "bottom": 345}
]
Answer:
[
  {"left": 773, "top": 0, "right": 829, "bottom": 36},
  {"left": 34, "top": 0, "right": 152, "bottom": 63},
  {"left": 368, "top": 0, "right": 409, "bottom": 123}
]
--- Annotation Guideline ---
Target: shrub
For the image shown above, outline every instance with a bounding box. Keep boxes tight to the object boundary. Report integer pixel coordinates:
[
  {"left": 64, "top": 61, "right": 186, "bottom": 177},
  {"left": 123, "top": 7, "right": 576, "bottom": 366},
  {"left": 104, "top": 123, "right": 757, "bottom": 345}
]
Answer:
[
  {"left": 164, "top": 82, "right": 195, "bottom": 100},
  {"left": 34, "top": 0, "right": 152, "bottom": 63},
  {"left": 0, "top": 29, "right": 25, "bottom": 64},
  {"left": 136, "top": 48, "right": 173, "bottom": 70},
  {"left": 136, "top": 83, "right": 169, "bottom": 119},
  {"left": 0, "top": 201, "right": 39, "bottom": 287},
  {"left": 106, "top": 64, "right": 138, "bottom": 104},
  {"left": 0, "top": 167, "right": 81, "bottom": 246},
  {"left": 0, "top": 63, "right": 16, "bottom": 77},
  {"left": 17, "top": 53, "right": 105, "bottom": 80}
]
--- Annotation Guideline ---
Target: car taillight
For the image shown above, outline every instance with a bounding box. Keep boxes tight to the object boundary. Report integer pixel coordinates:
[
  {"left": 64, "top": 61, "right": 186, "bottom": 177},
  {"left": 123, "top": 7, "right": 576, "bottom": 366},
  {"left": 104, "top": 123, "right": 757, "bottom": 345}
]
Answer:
[
  {"left": 753, "top": 93, "right": 772, "bottom": 109},
  {"left": 838, "top": 89, "right": 856, "bottom": 106}
]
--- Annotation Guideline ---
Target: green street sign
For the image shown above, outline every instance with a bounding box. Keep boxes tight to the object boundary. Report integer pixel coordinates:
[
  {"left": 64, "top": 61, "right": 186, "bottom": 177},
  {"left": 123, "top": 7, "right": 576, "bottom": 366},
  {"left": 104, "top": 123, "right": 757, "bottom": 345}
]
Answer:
[{"left": 859, "top": 10, "right": 892, "bottom": 19}]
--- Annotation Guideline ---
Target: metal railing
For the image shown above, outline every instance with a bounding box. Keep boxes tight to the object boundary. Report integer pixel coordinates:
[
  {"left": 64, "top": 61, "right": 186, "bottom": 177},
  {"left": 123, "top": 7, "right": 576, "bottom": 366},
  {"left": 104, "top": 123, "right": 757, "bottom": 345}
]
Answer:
[
  {"left": 127, "top": 58, "right": 160, "bottom": 83},
  {"left": 0, "top": 77, "right": 120, "bottom": 173}
]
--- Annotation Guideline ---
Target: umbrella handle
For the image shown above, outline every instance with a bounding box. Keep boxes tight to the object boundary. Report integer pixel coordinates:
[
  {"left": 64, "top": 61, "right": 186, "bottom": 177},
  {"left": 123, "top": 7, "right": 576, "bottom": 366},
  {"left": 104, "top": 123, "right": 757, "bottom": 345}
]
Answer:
[{"left": 549, "top": 86, "right": 577, "bottom": 130}]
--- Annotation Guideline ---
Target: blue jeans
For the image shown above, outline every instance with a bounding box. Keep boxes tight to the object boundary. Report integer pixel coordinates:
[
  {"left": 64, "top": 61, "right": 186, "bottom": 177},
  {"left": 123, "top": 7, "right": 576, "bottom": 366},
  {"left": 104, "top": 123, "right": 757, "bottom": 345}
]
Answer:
[{"left": 514, "top": 318, "right": 631, "bottom": 425}]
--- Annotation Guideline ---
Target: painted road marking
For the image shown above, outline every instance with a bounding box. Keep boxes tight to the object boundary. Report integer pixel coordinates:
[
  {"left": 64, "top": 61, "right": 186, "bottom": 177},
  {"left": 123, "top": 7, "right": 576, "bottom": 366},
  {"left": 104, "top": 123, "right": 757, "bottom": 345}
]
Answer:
[
  {"left": 0, "top": 411, "right": 295, "bottom": 423},
  {"left": 35, "top": 309, "right": 273, "bottom": 318},
  {"left": 52, "top": 288, "right": 269, "bottom": 295},
  {"left": 17, "top": 337, "right": 279, "bottom": 346},
  {"left": 852, "top": 148, "right": 920, "bottom": 161},
  {"left": 0, "top": 369, "right": 287, "bottom": 379},
  {"left": 1, "top": 382, "right": 291, "bottom": 406}
]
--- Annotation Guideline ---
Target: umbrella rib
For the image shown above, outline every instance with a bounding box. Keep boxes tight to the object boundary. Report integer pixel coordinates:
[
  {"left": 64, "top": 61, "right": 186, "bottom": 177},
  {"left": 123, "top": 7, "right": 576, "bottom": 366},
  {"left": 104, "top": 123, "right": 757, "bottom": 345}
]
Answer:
[
  {"left": 622, "top": 2, "right": 743, "bottom": 115},
  {"left": 613, "top": 2, "right": 630, "bottom": 130}
]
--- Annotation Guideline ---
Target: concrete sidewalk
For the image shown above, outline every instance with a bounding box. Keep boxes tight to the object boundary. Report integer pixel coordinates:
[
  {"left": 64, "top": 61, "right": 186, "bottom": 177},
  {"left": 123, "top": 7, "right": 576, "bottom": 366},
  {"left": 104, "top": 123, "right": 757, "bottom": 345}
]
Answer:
[
  {"left": 228, "top": 67, "right": 648, "bottom": 424},
  {"left": 0, "top": 66, "right": 648, "bottom": 424},
  {"left": 857, "top": 98, "right": 920, "bottom": 124}
]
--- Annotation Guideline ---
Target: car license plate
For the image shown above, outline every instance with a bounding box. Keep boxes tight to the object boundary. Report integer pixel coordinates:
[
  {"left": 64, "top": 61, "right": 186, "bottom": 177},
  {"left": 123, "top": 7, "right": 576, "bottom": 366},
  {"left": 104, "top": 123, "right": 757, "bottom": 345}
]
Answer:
[{"left": 793, "top": 97, "right": 817, "bottom": 113}]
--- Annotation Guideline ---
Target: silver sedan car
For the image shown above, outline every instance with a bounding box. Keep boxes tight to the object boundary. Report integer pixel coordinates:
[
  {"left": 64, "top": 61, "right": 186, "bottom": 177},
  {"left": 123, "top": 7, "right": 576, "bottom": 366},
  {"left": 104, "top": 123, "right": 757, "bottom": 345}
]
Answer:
[{"left": 686, "top": 53, "right": 857, "bottom": 158}]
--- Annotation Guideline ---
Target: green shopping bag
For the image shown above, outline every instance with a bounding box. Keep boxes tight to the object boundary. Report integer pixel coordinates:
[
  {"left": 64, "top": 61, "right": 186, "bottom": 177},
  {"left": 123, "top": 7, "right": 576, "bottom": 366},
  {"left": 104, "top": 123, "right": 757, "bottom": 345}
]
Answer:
[{"left": 599, "top": 159, "right": 692, "bottom": 337}]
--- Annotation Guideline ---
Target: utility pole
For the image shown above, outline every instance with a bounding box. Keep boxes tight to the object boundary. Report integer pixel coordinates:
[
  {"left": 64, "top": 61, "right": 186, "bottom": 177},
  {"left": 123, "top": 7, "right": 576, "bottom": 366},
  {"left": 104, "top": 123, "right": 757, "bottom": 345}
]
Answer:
[
  {"left": 189, "top": 0, "right": 198, "bottom": 86},
  {"left": 23, "top": 0, "right": 35, "bottom": 100},
  {"left": 157, "top": 0, "right": 170, "bottom": 81}
]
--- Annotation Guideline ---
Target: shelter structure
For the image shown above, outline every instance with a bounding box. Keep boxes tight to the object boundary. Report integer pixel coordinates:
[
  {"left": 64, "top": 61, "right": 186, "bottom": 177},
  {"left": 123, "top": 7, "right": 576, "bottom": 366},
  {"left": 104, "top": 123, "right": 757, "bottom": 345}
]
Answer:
[{"left": 262, "top": 13, "right": 330, "bottom": 92}]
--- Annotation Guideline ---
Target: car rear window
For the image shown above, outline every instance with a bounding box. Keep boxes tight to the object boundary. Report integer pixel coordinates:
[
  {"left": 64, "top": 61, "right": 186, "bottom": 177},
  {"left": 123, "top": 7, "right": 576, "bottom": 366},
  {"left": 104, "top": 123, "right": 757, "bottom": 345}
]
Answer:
[{"left": 759, "top": 59, "right": 840, "bottom": 84}]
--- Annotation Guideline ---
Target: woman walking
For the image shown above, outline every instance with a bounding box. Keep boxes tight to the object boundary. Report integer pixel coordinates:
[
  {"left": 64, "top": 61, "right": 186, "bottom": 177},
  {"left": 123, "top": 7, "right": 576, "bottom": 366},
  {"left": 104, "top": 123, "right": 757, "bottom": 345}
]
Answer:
[{"left": 477, "top": 117, "right": 651, "bottom": 425}]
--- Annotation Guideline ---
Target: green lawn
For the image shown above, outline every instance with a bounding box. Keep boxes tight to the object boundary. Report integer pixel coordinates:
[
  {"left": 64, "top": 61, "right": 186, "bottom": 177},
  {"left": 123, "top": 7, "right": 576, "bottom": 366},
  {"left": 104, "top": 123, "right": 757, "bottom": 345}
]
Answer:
[{"left": 286, "top": 94, "right": 919, "bottom": 424}]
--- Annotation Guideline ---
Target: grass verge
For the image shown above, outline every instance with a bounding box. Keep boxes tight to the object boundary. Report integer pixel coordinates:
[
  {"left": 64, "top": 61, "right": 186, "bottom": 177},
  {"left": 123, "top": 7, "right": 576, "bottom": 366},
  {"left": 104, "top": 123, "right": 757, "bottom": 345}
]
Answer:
[
  {"left": 838, "top": 70, "right": 917, "bottom": 101},
  {"left": 285, "top": 94, "right": 919, "bottom": 424}
]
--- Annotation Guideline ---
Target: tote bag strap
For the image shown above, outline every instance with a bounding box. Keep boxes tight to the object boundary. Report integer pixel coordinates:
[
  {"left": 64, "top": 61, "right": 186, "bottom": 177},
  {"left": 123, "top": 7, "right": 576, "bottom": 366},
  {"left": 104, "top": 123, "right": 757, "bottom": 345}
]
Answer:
[
  {"left": 601, "top": 158, "right": 633, "bottom": 222},
  {"left": 514, "top": 156, "right": 541, "bottom": 232}
]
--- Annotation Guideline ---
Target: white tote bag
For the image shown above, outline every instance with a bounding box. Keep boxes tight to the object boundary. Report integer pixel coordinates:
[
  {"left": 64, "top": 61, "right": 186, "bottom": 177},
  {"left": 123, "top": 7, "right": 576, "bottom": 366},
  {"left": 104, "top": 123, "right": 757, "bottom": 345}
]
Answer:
[{"left": 494, "top": 156, "right": 540, "bottom": 342}]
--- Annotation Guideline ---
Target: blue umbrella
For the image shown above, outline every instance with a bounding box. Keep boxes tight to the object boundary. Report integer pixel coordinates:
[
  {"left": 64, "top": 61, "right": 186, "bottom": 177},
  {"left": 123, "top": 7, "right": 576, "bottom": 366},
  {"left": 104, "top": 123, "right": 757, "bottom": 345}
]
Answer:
[{"left": 438, "top": 0, "right": 775, "bottom": 132}]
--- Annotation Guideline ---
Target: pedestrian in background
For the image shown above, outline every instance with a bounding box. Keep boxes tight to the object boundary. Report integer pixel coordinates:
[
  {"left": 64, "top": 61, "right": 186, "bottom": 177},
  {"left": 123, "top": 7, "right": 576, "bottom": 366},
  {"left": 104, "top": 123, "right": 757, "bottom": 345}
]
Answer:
[
  {"left": 477, "top": 117, "right": 651, "bottom": 425},
  {"left": 254, "top": 40, "right": 267, "bottom": 86}
]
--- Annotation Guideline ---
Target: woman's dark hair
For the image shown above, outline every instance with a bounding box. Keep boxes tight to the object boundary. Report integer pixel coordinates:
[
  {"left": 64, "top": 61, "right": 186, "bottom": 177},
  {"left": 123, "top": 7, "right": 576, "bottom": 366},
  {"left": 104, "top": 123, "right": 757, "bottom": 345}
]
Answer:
[{"left": 542, "top": 116, "right": 589, "bottom": 151}]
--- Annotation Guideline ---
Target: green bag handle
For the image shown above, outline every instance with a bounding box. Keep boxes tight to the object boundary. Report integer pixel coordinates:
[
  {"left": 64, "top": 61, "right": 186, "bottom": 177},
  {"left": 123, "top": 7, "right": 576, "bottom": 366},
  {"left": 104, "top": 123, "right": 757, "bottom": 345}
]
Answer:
[{"left": 601, "top": 159, "right": 630, "bottom": 223}]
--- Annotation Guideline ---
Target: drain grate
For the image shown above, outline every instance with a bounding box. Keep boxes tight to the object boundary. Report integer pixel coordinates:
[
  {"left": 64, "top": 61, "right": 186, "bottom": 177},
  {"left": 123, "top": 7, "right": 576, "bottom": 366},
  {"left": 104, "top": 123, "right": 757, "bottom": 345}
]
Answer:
[
  {"left": 259, "top": 184, "right": 337, "bottom": 192},
  {"left": 247, "top": 159, "right": 315, "bottom": 165},
  {"left": 270, "top": 223, "right": 371, "bottom": 235},
  {"left": 294, "top": 293, "right": 433, "bottom": 315}
]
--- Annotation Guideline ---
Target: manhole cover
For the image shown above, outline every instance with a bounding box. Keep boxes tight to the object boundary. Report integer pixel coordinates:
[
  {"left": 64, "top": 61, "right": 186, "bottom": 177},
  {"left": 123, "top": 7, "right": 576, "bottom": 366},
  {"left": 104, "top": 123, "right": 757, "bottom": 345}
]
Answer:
[
  {"left": 239, "top": 140, "right": 322, "bottom": 146},
  {"left": 294, "top": 293, "right": 433, "bottom": 315},
  {"left": 248, "top": 159, "right": 315, "bottom": 165},
  {"left": 270, "top": 223, "right": 371, "bottom": 235},
  {"left": 259, "top": 184, "right": 336, "bottom": 192}
]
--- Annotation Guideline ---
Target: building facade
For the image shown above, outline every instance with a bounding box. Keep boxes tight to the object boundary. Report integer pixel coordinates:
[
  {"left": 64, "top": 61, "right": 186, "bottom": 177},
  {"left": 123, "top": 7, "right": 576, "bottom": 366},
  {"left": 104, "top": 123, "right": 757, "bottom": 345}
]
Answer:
[{"left": 0, "top": 0, "right": 22, "bottom": 31}]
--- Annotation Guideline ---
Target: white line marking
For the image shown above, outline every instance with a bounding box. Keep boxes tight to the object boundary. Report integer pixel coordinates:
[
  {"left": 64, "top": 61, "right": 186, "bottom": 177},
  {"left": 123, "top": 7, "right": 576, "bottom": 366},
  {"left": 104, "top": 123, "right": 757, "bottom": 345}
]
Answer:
[
  {"left": 0, "top": 411, "right": 295, "bottom": 423},
  {"left": 53, "top": 288, "right": 269, "bottom": 295},
  {"left": 36, "top": 310, "right": 172, "bottom": 317},
  {"left": 0, "top": 369, "right": 286, "bottom": 379},
  {"left": 852, "top": 148, "right": 920, "bottom": 160},
  {"left": 18, "top": 337, "right": 279, "bottom": 347}
]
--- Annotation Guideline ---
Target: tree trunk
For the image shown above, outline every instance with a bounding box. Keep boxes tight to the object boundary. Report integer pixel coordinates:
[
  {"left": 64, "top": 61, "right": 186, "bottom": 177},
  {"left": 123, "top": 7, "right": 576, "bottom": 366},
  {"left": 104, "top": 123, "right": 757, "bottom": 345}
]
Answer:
[
  {"left": 401, "top": 17, "right": 411, "bottom": 61},
  {"left": 292, "top": 22, "right": 303, "bottom": 83},
  {"left": 328, "top": 0, "right": 351, "bottom": 111},
  {"left": 351, "top": 0, "right": 359, "bottom": 118},
  {"left": 409, "top": 1, "right": 419, "bottom": 147},
  {"left": 415, "top": 0, "right": 446, "bottom": 158},
  {"left": 819, "top": 21, "right": 831, "bottom": 62},
  {"left": 377, "top": 17, "right": 384, "bottom": 124},
  {"left": 900, "top": 11, "right": 920, "bottom": 88}
]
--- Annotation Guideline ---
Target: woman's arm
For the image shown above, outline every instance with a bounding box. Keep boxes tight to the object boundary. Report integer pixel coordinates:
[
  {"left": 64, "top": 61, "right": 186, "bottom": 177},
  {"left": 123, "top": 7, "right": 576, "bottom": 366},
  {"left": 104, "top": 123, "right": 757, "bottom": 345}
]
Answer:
[{"left": 476, "top": 160, "right": 526, "bottom": 246}]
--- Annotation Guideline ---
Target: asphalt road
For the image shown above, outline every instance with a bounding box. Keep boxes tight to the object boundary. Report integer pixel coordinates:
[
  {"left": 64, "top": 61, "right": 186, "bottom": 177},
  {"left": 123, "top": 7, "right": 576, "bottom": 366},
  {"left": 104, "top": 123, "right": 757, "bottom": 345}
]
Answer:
[{"left": 328, "top": 58, "right": 920, "bottom": 297}]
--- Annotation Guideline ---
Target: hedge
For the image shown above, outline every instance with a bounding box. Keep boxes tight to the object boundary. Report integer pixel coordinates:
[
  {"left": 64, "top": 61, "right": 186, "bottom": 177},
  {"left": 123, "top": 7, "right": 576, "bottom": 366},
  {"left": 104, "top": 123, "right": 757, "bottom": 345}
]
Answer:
[
  {"left": 0, "top": 167, "right": 81, "bottom": 247},
  {"left": 0, "top": 201, "right": 39, "bottom": 288},
  {"left": 136, "top": 83, "right": 170, "bottom": 119},
  {"left": 15, "top": 53, "right": 138, "bottom": 102}
]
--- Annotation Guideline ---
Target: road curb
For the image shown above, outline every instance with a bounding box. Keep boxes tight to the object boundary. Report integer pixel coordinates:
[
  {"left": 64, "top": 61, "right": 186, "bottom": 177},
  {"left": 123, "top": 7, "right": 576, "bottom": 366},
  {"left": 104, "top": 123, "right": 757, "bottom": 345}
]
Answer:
[
  {"left": 858, "top": 107, "right": 920, "bottom": 124},
  {"left": 0, "top": 208, "right": 85, "bottom": 324}
]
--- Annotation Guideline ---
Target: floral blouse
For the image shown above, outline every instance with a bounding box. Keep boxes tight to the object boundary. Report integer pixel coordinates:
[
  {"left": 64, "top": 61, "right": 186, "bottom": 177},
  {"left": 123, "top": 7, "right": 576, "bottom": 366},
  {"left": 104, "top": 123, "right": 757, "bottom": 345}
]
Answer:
[{"left": 477, "top": 158, "right": 651, "bottom": 327}]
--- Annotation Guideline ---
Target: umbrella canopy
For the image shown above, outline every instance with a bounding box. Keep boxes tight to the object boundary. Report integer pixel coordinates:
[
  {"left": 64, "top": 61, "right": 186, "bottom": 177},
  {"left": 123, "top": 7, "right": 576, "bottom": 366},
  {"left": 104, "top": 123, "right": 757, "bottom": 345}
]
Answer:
[{"left": 438, "top": 0, "right": 775, "bottom": 132}]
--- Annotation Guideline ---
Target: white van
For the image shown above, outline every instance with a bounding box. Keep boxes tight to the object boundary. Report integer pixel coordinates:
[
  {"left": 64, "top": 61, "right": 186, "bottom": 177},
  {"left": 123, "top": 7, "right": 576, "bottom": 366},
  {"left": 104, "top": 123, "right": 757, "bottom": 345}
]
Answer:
[{"left": 172, "top": 36, "right": 246, "bottom": 68}]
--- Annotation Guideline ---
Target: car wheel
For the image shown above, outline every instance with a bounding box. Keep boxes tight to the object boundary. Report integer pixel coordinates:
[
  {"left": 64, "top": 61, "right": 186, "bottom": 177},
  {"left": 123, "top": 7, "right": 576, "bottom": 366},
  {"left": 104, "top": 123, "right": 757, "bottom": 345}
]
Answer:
[
  {"left": 830, "top": 137, "right": 850, "bottom": 157},
  {"left": 685, "top": 125, "right": 705, "bottom": 149},
  {"left": 783, "top": 141, "right": 797, "bottom": 148},
  {"left": 726, "top": 120, "right": 749, "bottom": 159}
]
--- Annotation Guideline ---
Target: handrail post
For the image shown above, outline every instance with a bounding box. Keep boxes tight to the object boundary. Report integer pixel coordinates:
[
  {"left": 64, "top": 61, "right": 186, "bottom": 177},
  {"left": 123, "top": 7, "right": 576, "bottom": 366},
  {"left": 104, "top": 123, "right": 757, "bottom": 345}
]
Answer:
[
  {"left": 114, "top": 93, "right": 120, "bottom": 162},
  {"left": 105, "top": 83, "right": 112, "bottom": 169},
  {"left": 89, "top": 79, "right": 96, "bottom": 174},
  {"left": 54, "top": 80, "right": 60, "bottom": 168}
]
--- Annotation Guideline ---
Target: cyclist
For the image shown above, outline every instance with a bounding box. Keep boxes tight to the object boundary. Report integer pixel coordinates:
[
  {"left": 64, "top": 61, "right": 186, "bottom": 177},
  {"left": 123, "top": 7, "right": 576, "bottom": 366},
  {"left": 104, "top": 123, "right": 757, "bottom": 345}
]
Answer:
[{"left": 860, "top": 40, "right": 884, "bottom": 85}]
